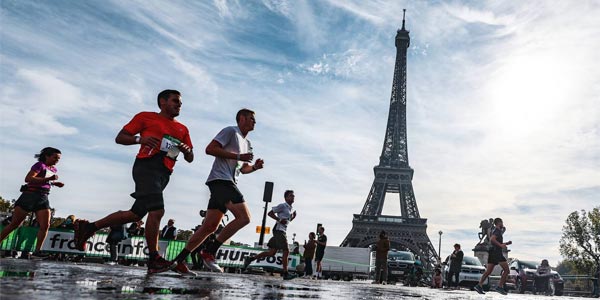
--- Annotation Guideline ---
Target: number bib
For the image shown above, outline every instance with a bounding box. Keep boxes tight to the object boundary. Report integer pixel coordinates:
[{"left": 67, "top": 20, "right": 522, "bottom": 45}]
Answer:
[{"left": 160, "top": 135, "right": 181, "bottom": 159}]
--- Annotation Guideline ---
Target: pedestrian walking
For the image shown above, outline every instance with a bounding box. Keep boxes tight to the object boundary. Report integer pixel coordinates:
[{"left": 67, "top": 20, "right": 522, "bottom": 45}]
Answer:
[
  {"left": 73, "top": 89, "right": 194, "bottom": 274},
  {"left": 161, "top": 219, "right": 177, "bottom": 240},
  {"left": 106, "top": 224, "right": 127, "bottom": 265},
  {"left": 243, "top": 190, "right": 297, "bottom": 279},
  {"left": 373, "top": 230, "right": 390, "bottom": 284},
  {"left": 0, "top": 147, "right": 64, "bottom": 258},
  {"left": 170, "top": 108, "right": 264, "bottom": 275},
  {"left": 315, "top": 226, "right": 327, "bottom": 279},
  {"left": 302, "top": 232, "right": 317, "bottom": 278},
  {"left": 447, "top": 243, "right": 463, "bottom": 289},
  {"left": 474, "top": 217, "right": 512, "bottom": 295}
]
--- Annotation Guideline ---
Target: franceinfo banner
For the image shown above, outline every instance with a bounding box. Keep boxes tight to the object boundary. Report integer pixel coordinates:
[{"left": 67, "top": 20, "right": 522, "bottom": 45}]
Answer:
[{"left": 40, "top": 230, "right": 169, "bottom": 259}]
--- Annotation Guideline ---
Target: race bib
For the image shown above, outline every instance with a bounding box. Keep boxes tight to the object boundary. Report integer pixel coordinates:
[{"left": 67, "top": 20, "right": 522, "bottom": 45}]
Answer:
[
  {"left": 160, "top": 135, "right": 181, "bottom": 159},
  {"left": 45, "top": 169, "right": 56, "bottom": 178}
]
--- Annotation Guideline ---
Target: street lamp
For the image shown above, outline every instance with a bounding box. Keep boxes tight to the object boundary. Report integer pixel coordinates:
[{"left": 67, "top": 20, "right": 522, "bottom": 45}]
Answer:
[{"left": 438, "top": 230, "right": 443, "bottom": 264}]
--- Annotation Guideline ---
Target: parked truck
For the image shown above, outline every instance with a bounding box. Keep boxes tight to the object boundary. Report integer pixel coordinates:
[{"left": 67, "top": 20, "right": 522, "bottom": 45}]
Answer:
[{"left": 312, "top": 246, "right": 372, "bottom": 281}]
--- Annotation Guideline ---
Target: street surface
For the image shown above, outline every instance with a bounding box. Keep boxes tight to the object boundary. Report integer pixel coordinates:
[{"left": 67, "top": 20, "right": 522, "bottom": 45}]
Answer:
[{"left": 0, "top": 259, "right": 583, "bottom": 299}]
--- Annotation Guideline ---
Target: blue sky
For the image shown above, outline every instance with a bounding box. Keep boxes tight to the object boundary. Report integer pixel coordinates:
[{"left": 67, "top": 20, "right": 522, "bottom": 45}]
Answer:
[{"left": 1, "top": 0, "right": 599, "bottom": 266}]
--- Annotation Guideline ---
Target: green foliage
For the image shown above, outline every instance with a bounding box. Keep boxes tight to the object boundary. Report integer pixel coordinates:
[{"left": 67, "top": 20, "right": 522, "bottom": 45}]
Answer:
[
  {"left": 0, "top": 196, "right": 15, "bottom": 213},
  {"left": 556, "top": 259, "right": 589, "bottom": 275},
  {"left": 559, "top": 206, "right": 600, "bottom": 274},
  {"left": 175, "top": 229, "right": 193, "bottom": 241}
]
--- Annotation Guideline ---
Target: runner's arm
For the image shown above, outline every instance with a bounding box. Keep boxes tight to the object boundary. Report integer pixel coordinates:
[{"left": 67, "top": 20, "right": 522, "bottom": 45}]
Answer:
[
  {"left": 115, "top": 129, "right": 160, "bottom": 148},
  {"left": 178, "top": 143, "right": 194, "bottom": 163},
  {"left": 205, "top": 139, "right": 251, "bottom": 160},
  {"left": 24, "top": 170, "right": 57, "bottom": 184}
]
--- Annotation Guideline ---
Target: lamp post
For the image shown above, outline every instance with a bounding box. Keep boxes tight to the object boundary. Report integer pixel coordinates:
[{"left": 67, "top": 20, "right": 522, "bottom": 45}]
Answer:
[{"left": 438, "top": 230, "right": 443, "bottom": 264}]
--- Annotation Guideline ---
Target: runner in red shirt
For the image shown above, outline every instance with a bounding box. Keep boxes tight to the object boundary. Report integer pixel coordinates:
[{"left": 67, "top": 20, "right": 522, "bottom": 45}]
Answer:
[{"left": 74, "top": 89, "right": 194, "bottom": 274}]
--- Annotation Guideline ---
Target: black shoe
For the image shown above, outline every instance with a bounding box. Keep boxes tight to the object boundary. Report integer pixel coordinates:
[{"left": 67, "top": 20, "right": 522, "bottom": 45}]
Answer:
[
  {"left": 495, "top": 286, "right": 508, "bottom": 295},
  {"left": 474, "top": 284, "right": 485, "bottom": 294},
  {"left": 243, "top": 256, "right": 254, "bottom": 270},
  {"left": 283, "top": 273, "right": 296, "bottom": 280}
]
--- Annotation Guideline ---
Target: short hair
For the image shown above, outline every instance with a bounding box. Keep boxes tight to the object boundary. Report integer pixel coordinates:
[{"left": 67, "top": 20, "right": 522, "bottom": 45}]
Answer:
[
  {"left": 454, "top": 243, "right": 460, "bottom": 248},
  {"left": 319, "top": 226, "right": 325, "bottom": 232},
  {"left": 379, "top": 230, "right": 387, "bottom": 238},
  {"left": 168, "top": 219, "right": 175, "bottom": 223},
  {"left": 493, "top": 217, "right": 503, "bottom": 225},
  {"left": 309, "top": 232, "right": 316, "bottom": 238},
  {"left": 284, "top": 190, "right": 294, "bottom": 198},
  {"left": 236, "top": 108, "right": 255, "bottom": 123},
  {"left": 157, "top": 89, "right": 181, "bottom": 108},
  {"left": 35, "top": 147, "right": 61, "bottom": 162}
]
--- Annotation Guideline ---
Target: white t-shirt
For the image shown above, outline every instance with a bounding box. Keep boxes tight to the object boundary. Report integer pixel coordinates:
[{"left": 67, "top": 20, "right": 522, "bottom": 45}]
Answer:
[
  {"left": 206, "top": 126, "right": 251, "bottom": 184},
  {"left": 272, "top": 202, "right": 294, "bottom": 232}
]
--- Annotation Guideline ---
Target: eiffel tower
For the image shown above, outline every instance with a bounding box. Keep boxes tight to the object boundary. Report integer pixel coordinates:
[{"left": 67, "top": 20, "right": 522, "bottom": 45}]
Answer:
[{"left": 341, "top": 10, "right": 438, "bottom": 267}]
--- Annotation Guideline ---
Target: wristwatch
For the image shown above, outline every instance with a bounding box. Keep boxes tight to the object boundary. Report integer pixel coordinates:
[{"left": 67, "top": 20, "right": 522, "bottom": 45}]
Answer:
[{"left": 135, "top": 136, "right": 141, "bottom": 144}]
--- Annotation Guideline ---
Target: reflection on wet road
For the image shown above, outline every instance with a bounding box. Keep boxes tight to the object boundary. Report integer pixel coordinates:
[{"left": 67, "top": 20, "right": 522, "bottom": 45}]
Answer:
[{"left": 0, "top": 259, "right": 581, "bottom": 299}]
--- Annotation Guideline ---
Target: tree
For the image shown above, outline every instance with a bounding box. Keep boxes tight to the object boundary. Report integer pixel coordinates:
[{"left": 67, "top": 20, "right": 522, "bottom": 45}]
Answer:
[
  {"left": 559, "top": 206, "right": 600, "bottom": 274},
  {"left": 176, "top": 229, "right": 193, "bottom": 241},
  {"left": 0, "top": 196, "right": 15, "bottom": 213}
]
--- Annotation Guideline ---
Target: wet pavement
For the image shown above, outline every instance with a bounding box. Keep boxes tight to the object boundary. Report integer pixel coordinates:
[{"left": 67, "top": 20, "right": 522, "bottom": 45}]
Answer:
[{"left": 0, "top": 259, "right": 585, "bottom": 299}]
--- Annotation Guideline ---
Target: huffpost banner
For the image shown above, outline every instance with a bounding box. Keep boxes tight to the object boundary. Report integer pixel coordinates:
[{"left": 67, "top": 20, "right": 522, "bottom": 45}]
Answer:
[{"left": 215, "top": 246, "right": 300, "bottom": 270}]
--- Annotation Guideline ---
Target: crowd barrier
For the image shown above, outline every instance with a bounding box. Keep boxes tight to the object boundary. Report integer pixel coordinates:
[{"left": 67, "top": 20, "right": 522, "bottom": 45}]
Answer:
[{"left": 0, "top": 225, "right": 300, "bottom": 271}]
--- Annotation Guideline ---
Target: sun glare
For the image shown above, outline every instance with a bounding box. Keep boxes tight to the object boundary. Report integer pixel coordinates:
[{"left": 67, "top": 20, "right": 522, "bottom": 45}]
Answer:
[{"left": 487, "top": 51, "right": 571, "bottom": 138}]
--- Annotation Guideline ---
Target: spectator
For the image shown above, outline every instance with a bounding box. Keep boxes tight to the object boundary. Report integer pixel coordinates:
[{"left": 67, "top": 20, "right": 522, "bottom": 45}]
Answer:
[
  {"left": 302, "top": 232, "right": 317, "bottom": 278},
  {"left": 160, "top": 219, "right": 177, "bottom": 240},
  {"left": 106, "top": 224, "right": 127, "bottom": 265},
  {"left": 127, "top": 220, "right": 144, "bottom": 236},
  {"left": 373, "top": 230, "right": 390, "bottom": 284},
  {"left": 59, "top": 215, "right": 76, "bottom": 230},
  {"left": 447, "top": 243, "right": 464, "bottom": 289},
  {"left": 432, "top": 268, "right": 443, "bottom": 288}
]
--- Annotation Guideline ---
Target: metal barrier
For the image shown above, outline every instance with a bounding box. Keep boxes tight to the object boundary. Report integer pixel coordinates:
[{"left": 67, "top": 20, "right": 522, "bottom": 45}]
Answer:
[
  {"left": 0, "top": 226, "right": 301, "bottom": 271},
  {"left": 562, "top": 275, "right": 596, "bottom": 297}
]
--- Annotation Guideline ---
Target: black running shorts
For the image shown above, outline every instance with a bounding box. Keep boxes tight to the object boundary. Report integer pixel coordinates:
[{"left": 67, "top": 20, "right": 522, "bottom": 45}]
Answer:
[
  {"left": 206, "top": 180, "right": 244, "bottom": 213},
  {"left": 267, "top": 230, "right": 289, "bottom": 251},
  {"left": 315, "top": 250, "right": 325, "bottom": 262},
  {"left": 129, "top": 155, "right": 170, "bottom": 217},
  {"left": 132, "top": 155, "right": 171, "bottom": 198},
  {"left": 15, "top": 192, "right": 50, "bottom": 212},
  {"left": 487, "top": 250, "right": 507, "bottom": 265}
]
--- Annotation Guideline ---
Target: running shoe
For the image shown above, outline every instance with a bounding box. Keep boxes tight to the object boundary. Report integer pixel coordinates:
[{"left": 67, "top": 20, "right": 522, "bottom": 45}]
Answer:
[
  {"left": 173, "top": 262, "right": 197, "bottom": 276},
  {"left": 73, "top": 220, "right": 96, "bottom": 251},
  {"left": 283, "top": 273, "right": 296, "bottom": 280},
  {"left": 200, "top": 250, "right": 223, "bottom": 273},
  {"left": 242, "top": 256, "right": 254, "bottom": 270},
  {"left": 495, "top": 286, "right": 508, "bottom": 295},
  {"left": 474, "top": 284, "right": 485, "bottom": 294},
  {"left": 147, "top": 256, "right": 177, "bottom": 274}
]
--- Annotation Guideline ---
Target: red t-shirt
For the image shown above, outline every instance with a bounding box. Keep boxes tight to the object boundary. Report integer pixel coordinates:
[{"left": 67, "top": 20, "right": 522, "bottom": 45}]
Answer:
[{"left": 122, "top": 112, "right": 193, "bottom": 172}]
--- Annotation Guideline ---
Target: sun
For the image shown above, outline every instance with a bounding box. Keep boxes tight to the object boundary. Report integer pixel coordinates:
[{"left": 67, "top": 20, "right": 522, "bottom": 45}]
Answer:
[{"left": 486, "top": 49, "right": 571, "bottom": 138}]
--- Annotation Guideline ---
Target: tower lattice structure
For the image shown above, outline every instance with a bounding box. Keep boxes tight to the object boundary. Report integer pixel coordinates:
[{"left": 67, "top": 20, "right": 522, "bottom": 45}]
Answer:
[{"left": 341, "top": 11, "right": 438, "bottom": 268}]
